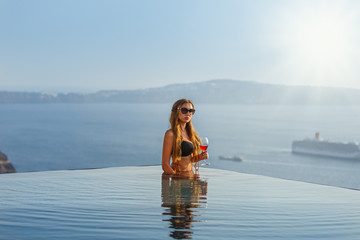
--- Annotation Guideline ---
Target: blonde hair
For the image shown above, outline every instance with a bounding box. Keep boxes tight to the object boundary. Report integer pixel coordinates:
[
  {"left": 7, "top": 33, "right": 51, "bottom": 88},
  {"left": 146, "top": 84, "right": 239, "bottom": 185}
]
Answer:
[{"left": 169, "top": 99, "right": 201, "bottom": 166}]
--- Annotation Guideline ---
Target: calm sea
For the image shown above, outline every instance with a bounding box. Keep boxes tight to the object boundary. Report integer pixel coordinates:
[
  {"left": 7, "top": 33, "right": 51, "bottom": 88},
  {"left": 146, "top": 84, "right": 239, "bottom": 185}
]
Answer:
[{"left": 0, "top": 103, "right": 359, "bottom": 190}]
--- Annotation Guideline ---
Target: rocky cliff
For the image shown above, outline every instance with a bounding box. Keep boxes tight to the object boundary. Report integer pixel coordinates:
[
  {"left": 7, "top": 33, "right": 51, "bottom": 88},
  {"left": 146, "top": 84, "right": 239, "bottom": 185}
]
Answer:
[{"left": 0, "top": 152, "right": 16, "bottom": 174}]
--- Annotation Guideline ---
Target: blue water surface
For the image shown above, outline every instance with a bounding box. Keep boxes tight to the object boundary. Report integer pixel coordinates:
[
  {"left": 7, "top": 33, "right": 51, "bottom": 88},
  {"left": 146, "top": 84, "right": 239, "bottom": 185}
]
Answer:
[{"left": 1, "top": 166, "right": 360, "bottom": 240}]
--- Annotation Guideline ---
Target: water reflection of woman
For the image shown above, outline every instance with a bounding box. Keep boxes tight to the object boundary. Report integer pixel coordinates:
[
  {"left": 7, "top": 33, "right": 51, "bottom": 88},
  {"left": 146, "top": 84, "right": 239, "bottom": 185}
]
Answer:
[
  {"left": 162, "top": 99, "right": 209, "bottom": 176},
  {"left": 161, "top": 173, "right": 208, "bottom": 239}
]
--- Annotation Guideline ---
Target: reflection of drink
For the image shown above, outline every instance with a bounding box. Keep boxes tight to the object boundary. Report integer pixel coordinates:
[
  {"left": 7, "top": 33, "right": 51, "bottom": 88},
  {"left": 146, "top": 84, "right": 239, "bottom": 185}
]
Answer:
[{"left": 200, "top": 145, "right": 208, "bottom": 151}]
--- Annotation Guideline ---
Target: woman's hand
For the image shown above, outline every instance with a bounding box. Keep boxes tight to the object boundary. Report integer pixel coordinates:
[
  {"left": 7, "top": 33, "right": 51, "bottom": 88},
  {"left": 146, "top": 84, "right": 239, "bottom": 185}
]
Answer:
[{"left": 200, "top": 151, "right": 209, "bottom": 160}]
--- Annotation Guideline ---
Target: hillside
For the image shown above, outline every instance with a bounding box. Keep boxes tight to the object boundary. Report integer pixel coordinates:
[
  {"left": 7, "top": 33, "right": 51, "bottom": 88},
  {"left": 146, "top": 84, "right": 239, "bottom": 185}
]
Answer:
[{"left": 1, "top": 79, "right": 359, "bottom": 105}]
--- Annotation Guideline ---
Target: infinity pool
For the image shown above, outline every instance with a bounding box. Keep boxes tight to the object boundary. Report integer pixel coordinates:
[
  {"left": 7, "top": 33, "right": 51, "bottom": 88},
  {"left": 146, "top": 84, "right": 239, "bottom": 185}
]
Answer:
[{"left": 1, "top": 166, "right": 360, "bottom": 239}]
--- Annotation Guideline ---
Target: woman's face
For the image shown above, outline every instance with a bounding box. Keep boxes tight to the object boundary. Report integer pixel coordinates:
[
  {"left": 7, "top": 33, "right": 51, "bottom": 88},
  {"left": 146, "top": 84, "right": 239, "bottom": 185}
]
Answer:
[{"left": 178, "top": 102, "right": 194, "bottom": 124}]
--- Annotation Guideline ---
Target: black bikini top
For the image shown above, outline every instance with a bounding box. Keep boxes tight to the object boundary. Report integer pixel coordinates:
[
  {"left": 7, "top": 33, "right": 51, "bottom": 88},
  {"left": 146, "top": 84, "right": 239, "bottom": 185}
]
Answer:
[{"left": 181, "top": 141, "right": 194, "bottom": 157}]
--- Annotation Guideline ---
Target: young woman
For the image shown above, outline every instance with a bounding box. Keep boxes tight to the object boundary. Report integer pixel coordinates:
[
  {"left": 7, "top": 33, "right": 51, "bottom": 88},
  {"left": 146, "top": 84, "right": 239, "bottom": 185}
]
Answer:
[{"left": 162, "top": 99, "right": 209, "bottom": 175}]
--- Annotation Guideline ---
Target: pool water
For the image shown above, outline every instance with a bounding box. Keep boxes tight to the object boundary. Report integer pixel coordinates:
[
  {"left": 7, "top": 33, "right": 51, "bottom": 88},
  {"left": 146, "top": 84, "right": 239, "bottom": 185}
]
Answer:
[{"left": 1, "top": 166, "right": 360, "bottom": 239}]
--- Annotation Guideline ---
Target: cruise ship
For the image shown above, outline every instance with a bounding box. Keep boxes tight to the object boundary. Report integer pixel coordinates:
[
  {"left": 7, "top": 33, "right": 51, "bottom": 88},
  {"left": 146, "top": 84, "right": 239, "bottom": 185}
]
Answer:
[{"left": 292, "top": 133, "right": 360, "bottom": 159}]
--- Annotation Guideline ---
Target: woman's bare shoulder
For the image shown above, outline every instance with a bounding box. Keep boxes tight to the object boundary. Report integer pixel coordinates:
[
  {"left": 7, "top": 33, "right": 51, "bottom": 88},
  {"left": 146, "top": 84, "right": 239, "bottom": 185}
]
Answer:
[{"left": 164, "top": 129, "right": 174, "bottom": 139}]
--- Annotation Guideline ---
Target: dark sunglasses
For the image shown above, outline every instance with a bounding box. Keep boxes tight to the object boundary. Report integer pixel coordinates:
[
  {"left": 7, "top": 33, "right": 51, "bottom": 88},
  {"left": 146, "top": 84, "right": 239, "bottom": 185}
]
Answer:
[{"left": 180, "top": 108, "right": 195, "bottom": 115}]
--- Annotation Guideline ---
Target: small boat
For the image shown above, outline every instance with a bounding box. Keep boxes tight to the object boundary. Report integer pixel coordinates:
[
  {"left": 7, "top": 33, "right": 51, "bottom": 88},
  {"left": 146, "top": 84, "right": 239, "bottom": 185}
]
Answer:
[{"left": 218, "top": 155, "right": 243, "bottom": 161}]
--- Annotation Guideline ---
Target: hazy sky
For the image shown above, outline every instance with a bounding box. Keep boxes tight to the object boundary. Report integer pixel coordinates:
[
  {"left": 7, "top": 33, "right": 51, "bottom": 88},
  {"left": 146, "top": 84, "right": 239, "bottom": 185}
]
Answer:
[{"left": 1, "top": 0, "right": 360, "bottom": 92}]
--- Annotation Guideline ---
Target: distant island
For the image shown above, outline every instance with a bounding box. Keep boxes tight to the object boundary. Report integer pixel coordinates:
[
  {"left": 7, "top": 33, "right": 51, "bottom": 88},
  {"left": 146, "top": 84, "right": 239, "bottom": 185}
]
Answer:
[{"left": 1, "top": 79, "right": 360, "bottom": 105}]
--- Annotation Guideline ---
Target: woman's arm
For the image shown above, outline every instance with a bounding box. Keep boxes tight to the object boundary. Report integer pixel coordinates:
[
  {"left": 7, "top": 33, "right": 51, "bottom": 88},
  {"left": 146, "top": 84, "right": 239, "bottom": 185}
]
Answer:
[{"left": 162, "top": 130, "right": 176, "bottom": 174}]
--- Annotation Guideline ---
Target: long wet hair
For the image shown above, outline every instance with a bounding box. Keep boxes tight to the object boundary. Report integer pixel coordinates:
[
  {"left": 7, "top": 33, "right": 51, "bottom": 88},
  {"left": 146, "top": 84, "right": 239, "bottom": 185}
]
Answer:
[{"left": 169, "top": 99, "right": 201, "bottom": 165}]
